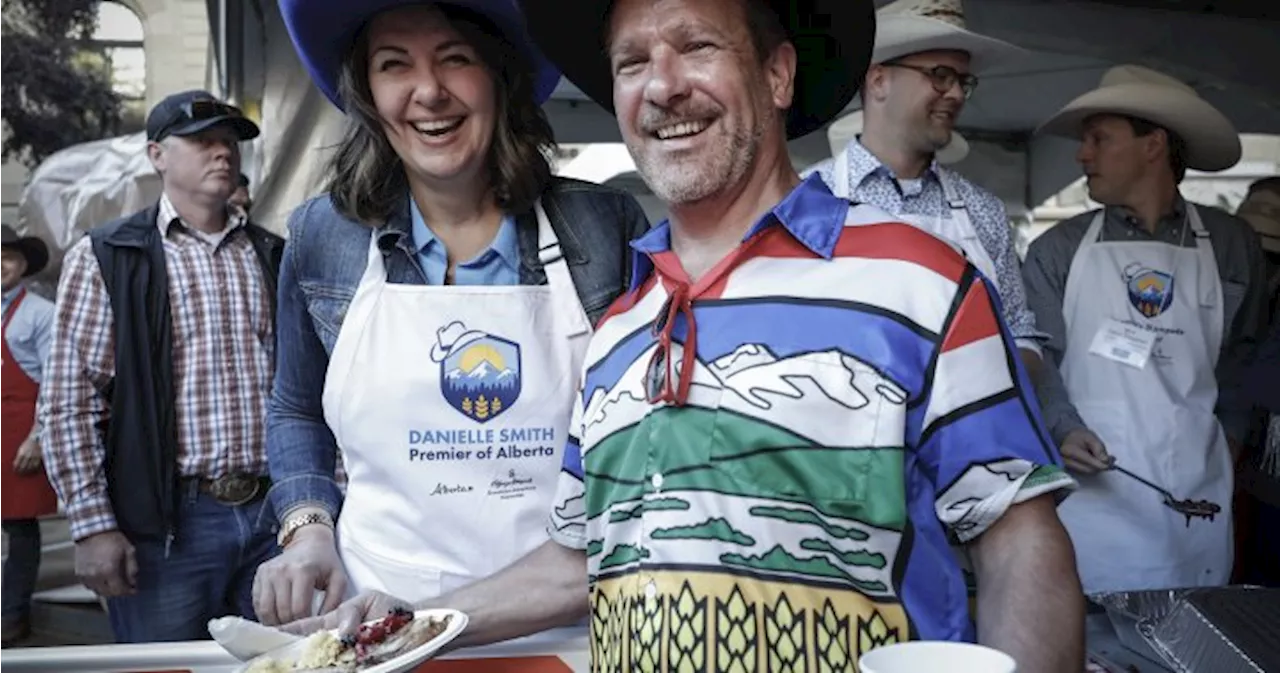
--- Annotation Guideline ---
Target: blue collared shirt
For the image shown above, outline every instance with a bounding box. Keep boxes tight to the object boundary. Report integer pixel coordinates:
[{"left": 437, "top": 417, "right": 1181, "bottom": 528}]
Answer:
[
  {"left": 628, "top": 174, "right": 848, "bottom": 289},
  {"left": 805, "top": 140, "right": 1046, "bottom": 348},
  {"left": 410, "top": 197, "right": 520, "bottom": 286},
  {"left": 2, "top": 283, "right": 55, "bottom": 384}
]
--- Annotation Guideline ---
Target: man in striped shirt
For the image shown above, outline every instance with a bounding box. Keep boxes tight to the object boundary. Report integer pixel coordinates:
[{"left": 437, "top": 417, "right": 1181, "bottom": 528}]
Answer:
[
  {"left": 39, "top": 91, "right": 284, "bottom": 643},
  {"left": 537, "top": 0, "right": 1084, "bottom": 669}
]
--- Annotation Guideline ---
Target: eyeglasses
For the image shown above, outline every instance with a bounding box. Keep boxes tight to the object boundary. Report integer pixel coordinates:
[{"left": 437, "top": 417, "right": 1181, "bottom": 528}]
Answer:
[
  {"left": 643, "top": 285, "right": 697, "bottom": 407},
  {"left": 154, "top": 99, "right": 245, "bottom": 140},
  {"left": 883, "top": 62, "right": 979, "bottom": 99}
]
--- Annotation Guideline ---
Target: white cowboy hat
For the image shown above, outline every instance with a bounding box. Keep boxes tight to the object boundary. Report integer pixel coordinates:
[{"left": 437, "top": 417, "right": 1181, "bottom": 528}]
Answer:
[
  {"left": 872, "top": 0, "right": 1021, "bottom": 73},
  {"left": 429, "top": 321, "right": 487, "bottom": 363},
  {"left": 1237, "top": 182, "right": 1280, "bottom": 255},
  {"left": 827, "top": 110, "right": 969, "bottom": 165},
  {"left": 1038, "top": 64, "right": 1242, "bottom": 172}
]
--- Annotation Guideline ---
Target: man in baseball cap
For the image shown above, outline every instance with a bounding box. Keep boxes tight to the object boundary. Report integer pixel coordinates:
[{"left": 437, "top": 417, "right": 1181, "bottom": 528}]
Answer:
[
  {"left": 39, "top": 89, "right": 283, "bottom": 643},
  {"left": 145, "top": 90, "right": 259, "bottom": 143}
]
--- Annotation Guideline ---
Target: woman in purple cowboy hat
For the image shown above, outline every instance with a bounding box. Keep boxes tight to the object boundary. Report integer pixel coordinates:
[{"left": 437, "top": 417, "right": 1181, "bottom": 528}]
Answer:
[{"left": 252, "top": 0, "right": 649, "bottom": 631}]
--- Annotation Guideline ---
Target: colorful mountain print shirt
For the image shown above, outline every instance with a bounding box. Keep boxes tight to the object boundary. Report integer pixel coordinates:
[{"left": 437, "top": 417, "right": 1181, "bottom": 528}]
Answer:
[{"left": 547, "top": 175, "right": 1076, "bottom": 671}]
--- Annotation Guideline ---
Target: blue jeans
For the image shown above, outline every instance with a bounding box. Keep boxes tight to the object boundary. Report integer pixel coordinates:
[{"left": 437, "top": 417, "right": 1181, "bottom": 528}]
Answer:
[
  {"left": 2, "top": 519, "right": 41, "bottom": 626},
  {"left": 106, "top": 485, "right": 278, "bottom": 643}
]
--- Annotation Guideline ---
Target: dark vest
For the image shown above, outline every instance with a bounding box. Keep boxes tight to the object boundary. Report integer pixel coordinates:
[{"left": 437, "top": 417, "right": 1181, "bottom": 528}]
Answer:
[{"left": 89, "top": 203, "right": 283, "bottom": 543}]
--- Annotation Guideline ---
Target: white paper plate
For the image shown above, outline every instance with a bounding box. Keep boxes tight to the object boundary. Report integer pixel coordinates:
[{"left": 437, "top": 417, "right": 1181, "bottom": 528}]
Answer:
[{"left": 235, "top": 608, "right": 469, "bottom": 673}]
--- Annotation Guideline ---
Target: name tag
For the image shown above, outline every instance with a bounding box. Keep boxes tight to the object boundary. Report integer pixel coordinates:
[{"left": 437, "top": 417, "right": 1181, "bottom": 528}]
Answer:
[{"left": 1088, "top": 318, "right": 1156, "bottom": 369}]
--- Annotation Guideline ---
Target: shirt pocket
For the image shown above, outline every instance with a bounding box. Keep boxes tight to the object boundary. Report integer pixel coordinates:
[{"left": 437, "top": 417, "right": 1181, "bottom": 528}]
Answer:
[
  {"left": 300, "top": 284, "right": 352, "bottom": 353},
  {"left": 704, "top": 355, "right": 909, "bottom": 525}
]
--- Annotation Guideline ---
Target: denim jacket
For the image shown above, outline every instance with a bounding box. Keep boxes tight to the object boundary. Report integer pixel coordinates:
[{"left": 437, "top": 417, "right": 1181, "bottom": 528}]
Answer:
[{"left": 266, "top": 177, "right": 651, "bottom": 522}]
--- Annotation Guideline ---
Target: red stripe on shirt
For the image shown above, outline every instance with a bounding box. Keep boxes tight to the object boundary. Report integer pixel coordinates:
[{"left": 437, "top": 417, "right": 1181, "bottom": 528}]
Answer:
[
  {"left": 941, "top": 278, "right": 1000, "bottom": 352},
  {"left": 748, "top": 222, "right": 968, "bottom": 283},
  {"left": 833, "top": 223, "right": 968, "bottom": 282}
]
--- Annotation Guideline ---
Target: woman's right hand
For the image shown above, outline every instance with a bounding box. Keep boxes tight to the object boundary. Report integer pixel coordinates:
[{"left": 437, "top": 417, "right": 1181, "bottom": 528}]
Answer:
[{"left": 253, "top": 525, "right": 349, "bottom": 626}]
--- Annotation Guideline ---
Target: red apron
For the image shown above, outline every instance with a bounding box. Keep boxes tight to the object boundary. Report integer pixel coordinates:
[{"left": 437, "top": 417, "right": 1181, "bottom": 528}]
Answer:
[{"left": 2, "top": 287, "right": 59, "bottom": 520}]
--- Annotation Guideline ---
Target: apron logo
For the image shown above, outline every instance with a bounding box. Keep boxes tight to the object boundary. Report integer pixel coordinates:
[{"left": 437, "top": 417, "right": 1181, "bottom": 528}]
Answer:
[
  {"left": 1123, "top": 264, "right": 1175, "bottom": 318},
  {"left": 488, "top": 468, "right": 536, "bottom": 499},
  {"left": 431, "top": 321, "right": 522, "bottom": 423}
]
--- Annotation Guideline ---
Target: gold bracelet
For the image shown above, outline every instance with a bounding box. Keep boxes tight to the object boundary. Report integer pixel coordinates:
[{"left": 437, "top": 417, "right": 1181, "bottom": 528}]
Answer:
[{"left": 277, "top": 511, "right": 334, "bottom": 548}]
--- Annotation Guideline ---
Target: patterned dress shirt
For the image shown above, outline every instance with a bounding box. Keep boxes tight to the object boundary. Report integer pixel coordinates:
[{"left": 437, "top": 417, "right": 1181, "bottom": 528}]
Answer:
[{"left": 39, "top": 194, "right": 274, "bottom": 541}]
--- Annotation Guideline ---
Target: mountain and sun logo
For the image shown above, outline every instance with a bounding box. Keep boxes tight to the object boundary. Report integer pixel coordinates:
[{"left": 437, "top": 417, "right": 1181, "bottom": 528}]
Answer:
[{"left": 430, "top": 321, "right": 522, "bottom": 423}]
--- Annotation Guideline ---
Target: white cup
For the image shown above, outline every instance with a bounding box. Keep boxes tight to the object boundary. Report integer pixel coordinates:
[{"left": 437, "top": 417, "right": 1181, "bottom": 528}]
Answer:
[{"left": 858, "top": 641, "right": 1016, "bottom": 673}]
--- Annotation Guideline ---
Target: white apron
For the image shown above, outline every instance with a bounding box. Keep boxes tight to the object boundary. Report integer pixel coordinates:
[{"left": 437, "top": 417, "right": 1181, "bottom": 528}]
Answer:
[
  {"left": 1055, "top": 208, "right": 1233, "bottom": 594},
  {"left": 322, "top": 202, "right": 592, "bottom": 603},
  {"left": 832, "top": 151, "right": 998, "bottom": 282}
]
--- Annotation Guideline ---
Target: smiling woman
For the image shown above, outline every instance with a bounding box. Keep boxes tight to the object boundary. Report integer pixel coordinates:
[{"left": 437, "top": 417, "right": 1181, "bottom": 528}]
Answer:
[
  {"left": 255, "top": 0, "right": 652, "bottom": 637},
  {"left": 329, "top": 3, "right": 556, "bottom": 225}
]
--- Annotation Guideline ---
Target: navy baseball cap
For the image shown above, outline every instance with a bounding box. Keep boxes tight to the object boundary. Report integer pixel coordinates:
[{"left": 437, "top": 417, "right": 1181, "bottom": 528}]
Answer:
[{"left": 146, "top": 90, "right": 260, "bottom": 142}]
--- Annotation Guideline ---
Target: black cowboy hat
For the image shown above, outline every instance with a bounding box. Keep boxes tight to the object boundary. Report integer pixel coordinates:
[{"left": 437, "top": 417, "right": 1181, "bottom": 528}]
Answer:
[
  {"left": 517, "top": 0, "right": 875, "bottom": 139},
  {"left": 1, "top": 225, "right": 49, "bottom": 277}
]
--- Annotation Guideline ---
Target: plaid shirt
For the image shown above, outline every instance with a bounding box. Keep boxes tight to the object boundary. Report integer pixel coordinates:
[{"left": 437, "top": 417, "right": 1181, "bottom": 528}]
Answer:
[{"left": 39, "top": 195, "right": 275, "bottom": 541}]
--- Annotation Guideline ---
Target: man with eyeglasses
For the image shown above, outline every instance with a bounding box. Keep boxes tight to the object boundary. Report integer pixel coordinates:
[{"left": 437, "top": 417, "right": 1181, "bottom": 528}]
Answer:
[
  {"left": 807, "top": 0, "right": 1048, "bottom": 379},
  {"left": 39, "top": 90, "right": 285, "bottom": 642}
]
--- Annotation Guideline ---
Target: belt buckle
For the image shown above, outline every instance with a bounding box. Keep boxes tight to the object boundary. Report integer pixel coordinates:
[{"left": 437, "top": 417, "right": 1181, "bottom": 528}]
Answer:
[{"left": 211, "top": 473, "right": 260, "bottom": 506}]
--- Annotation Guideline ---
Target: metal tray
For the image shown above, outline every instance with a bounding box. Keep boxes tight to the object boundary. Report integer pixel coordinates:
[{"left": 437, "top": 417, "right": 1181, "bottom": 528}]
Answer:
[
  {"left": 1146, "top": 587, "right": 1280, "bottom": 673},
  {"left": 1089, "top": 588, "right": 1197, "bottom": 667}
]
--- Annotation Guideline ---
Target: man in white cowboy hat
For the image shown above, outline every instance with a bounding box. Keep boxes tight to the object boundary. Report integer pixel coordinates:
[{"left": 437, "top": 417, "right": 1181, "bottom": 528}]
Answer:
[
  {"left": 281, "top": 0, "right": 1085, "bottom": 669},
  {"left": 808, "top": 0, "right": 1050, "bottom": 377},
  {"left": 1024, "top": 64, "right": 1270, "bottom": 594},
  {"left": 1, "top": 224, "right": 58, "bottom": 645}
]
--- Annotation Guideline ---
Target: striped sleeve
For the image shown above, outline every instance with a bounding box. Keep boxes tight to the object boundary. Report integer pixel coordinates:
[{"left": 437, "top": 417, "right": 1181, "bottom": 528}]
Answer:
[
  {"left": 912, "top": 272, "right": 1075, "bottom": 543},
  {"left": 38, "top": 237, "right": 119, "bottom": 542},
  {"left": 547, "top": 375, "right": 587, "bottom": 550}
]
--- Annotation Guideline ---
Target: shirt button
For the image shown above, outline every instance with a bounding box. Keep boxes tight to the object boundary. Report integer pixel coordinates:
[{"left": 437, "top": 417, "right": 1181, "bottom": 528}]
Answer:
[
  {"left": 651, "top": 473, "right": 664, "bottom": 490},
  {"left": 645, "top": 581, "right": 658, "bottom": 599}
]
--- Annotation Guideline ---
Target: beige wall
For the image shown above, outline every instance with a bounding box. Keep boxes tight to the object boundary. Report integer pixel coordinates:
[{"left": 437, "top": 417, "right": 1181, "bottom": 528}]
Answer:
[{"left": 120, "top": 0, "right": 211, "bottom": 109}]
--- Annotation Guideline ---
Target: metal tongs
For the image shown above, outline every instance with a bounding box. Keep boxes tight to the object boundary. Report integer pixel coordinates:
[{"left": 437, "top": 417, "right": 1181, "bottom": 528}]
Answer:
[{"left": 1108, "top": 462, "right": 1222, "bottom": 527}]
